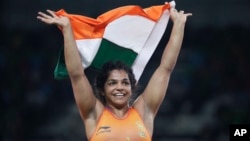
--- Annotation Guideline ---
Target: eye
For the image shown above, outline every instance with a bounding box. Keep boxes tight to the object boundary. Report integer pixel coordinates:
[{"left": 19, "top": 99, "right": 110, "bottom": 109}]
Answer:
[
  {"left": 123, "top": 81, "right": 130, "bottom": 86},
  {"left": 108, "top": 81, "right": 116, "bottom": 86}
]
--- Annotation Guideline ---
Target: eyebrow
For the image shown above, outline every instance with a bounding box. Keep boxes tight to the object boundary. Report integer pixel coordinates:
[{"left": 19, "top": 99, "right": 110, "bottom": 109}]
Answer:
[{"left": 107, "top": 78, "right": 129, "bottom": 82}]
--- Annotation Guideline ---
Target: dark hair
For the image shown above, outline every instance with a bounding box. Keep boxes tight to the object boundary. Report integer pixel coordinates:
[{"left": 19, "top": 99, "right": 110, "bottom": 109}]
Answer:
[{"left": 94, "top": 61, "right": 137, "bottom": 105}]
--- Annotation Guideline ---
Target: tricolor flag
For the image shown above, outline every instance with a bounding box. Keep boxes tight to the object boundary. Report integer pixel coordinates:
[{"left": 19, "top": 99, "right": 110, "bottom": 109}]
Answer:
[{"left": 54, "top": 1, "right": 176, "bottom": 81}]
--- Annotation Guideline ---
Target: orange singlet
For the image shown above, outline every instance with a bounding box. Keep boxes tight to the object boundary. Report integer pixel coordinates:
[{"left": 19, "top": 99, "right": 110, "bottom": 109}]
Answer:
[{"left": 90, "top": 107, "right": 151, "bottom": 141}]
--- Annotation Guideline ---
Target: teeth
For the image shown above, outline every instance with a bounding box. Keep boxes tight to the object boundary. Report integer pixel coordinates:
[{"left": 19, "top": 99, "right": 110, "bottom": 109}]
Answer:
[{"left": 115, "top": 94, "right": 124, "bottom": 96}]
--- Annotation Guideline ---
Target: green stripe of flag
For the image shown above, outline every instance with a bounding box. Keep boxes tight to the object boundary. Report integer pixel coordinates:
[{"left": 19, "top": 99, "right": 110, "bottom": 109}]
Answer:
[{"left": 90, "top": 38, "right": 138, "bottom": 69}]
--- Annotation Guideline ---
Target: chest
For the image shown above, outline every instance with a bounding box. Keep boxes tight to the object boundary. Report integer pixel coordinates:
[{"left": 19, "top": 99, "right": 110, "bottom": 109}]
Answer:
[{"left": 91, "top": 110, "right": 151, "bottom": 141}]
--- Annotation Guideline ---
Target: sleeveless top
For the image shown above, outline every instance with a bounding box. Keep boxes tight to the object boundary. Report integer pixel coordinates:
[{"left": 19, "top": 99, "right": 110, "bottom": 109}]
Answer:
[{"left": 89, "top": 107, "right": 151, "bottom": 141}]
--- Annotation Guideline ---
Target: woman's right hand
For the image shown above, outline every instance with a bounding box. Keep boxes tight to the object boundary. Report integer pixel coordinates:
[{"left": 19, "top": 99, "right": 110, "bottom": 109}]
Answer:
[{"left": 37, "top": 9, "right": 70, "bottom": 28}]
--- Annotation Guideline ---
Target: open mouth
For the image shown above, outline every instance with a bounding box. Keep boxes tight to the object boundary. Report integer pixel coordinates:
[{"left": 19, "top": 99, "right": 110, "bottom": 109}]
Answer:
[{"left": 113, "top": 93, "right": 125, "bottom": 98}]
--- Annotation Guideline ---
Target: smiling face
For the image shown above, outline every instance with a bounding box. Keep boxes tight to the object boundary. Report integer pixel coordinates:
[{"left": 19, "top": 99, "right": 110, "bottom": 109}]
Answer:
[
  {"left": 95, "top": 61, "right": 137, "bottom": 106},
  {"left": 103, "top": 69, "right": 132, "bottom": 108}
]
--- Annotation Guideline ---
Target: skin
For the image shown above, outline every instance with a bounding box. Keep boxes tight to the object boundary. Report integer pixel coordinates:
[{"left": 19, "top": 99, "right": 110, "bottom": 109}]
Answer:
[
  {"left": 37, "top": 7, "right": 192, "bottom": 139},
  {"left": 104, "top": 70, "right": 132, "bottom": 111}
]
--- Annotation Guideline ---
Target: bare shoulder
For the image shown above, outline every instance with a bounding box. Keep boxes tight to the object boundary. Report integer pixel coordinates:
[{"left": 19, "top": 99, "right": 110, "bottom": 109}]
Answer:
[
  {"left": 132, "top": 95, "right": 154, "bottom": 135},
  {"left": 84, "top": 100, "right": 104, "bottom": 139},
  {"left": 133, "top": 95, "right": 154, "bottom": 117}
]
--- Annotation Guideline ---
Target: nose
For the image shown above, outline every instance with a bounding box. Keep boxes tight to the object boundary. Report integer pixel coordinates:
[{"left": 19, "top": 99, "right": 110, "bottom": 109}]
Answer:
[{"left": 116, "top": 82, "right": 124, "bottom": 90}]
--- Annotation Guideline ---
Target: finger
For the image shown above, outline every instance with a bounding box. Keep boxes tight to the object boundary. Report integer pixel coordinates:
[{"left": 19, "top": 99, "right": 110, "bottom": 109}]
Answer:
[
  {"left": 179, "top": 10, "right": 184, "bottom": 14},
  {"left": 37, "top": 12, "right": 53, "bottom": 23},
  {"left": 37, "top": 11, "right": 45, "bottom": 17},
  {"left": 46, "top": 9, "right": 58, "bottom": 18},
  {"left": 185, "top": 13, "right": 193, "bottom": 17},
  {"left": 37, "top": 11, "right": 51, "bottom": 19},
  {"left": 36, "top": 15, "right": 43, "bottom": 20},
  {"left": 36, "top": 16, "right": 50, "bottom": 23}
]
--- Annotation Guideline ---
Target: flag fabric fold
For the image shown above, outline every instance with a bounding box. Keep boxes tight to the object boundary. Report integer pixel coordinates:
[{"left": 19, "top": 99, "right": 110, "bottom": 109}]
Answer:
[{"left": 54, "top": 1, "right": 176, "bottom": 81}]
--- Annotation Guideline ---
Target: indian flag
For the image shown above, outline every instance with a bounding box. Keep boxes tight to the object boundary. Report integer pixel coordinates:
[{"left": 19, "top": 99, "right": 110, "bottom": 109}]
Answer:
[{"left": 54, "top": 1, "right": 176, "bottom": 81}]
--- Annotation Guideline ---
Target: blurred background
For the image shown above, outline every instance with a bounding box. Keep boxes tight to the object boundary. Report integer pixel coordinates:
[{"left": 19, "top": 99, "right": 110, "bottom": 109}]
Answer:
[{"left": 1, "top": 0, "right": 250, "bottom": 141}]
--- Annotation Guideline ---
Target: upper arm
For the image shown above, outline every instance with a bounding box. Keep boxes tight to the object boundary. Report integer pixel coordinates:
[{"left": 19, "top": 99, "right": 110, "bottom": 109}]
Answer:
[
  {"left": 70, "top": 75, "right": 104, "bottom": 139},
  {"left": 135, "top": 66, "right": 171, "bottom": 117},
  {"left": 133, "top": 66, "right": 171, "bottom": 135},
  {"left": 70, "top": 74, "right": 103, "bottom": 120}
]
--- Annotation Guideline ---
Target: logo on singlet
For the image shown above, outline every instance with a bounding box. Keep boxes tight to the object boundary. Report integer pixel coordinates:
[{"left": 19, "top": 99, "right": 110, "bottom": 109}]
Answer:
[
  {"left": 136, "top": 121, "right": 146, "bottom": 138},
  {"left": 96, "top": 126, "right": 111, "bottom": 135}
]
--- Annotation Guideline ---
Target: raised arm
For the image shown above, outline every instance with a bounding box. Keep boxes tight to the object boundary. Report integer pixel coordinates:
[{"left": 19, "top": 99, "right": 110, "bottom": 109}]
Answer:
[
  {"left": 37, "top": 10, "right": 103, "bottom": 121},
  {"left": 135, "top": 8, "right": 192, "bottom": 117}
]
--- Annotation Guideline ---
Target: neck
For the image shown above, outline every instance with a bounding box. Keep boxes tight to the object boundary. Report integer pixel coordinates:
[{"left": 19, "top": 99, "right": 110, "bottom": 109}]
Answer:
[{"left": 105, "top": 105, "right": 130, "bottom": 119}]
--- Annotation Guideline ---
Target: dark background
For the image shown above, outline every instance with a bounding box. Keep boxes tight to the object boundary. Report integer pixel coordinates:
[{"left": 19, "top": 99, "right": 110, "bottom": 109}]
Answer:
[{"left": 1, "top": 0, "right": 250, "bottom": 141}]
